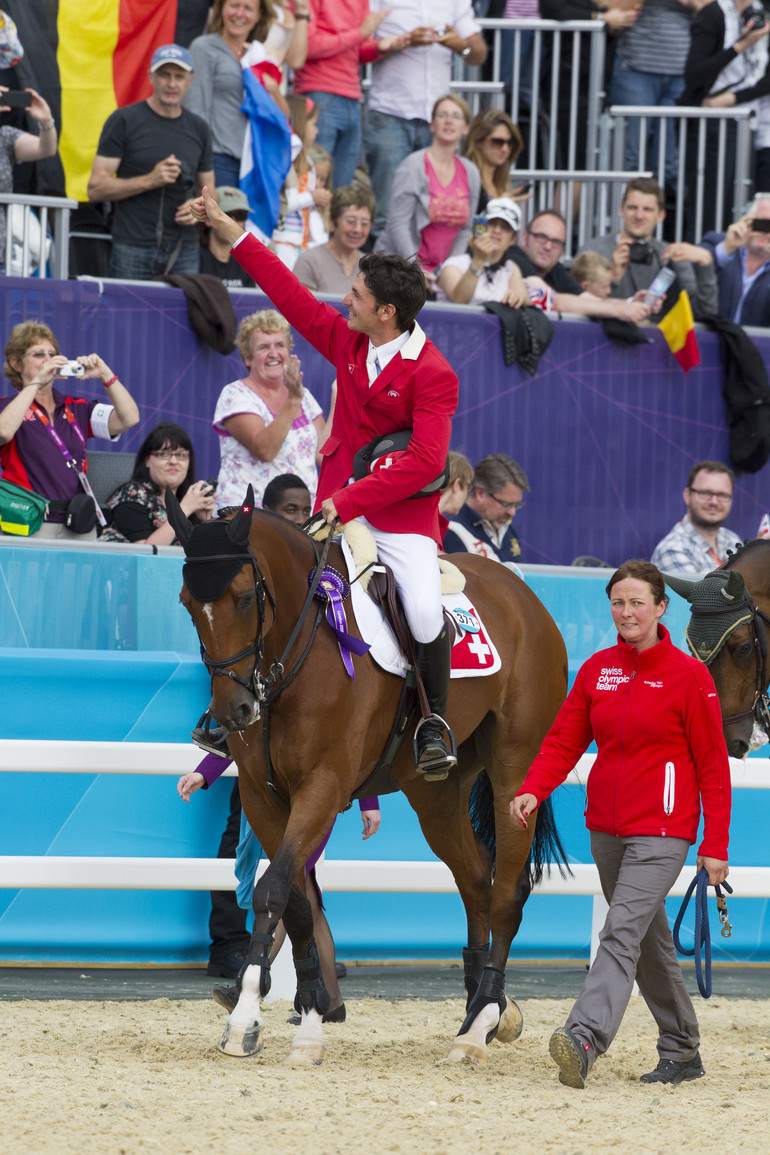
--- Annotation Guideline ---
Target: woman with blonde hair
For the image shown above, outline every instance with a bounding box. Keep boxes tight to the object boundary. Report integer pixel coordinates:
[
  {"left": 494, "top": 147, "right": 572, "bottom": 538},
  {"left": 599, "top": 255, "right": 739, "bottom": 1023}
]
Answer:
[
  {"left": 212, "top": 309, "right": 326, "bottom": 507},
  {"left": 462, "top": 107, "right": 525, "bottom": 212},
  {"left": 375, "top": 93, "right": 480, "bottom": 290}
]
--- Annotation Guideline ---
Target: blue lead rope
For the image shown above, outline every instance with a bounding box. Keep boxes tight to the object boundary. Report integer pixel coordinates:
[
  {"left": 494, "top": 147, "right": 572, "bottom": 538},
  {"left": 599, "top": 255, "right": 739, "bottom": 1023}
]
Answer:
[{"left": 672, "top": 867, "right": 734, "bottom": 998}]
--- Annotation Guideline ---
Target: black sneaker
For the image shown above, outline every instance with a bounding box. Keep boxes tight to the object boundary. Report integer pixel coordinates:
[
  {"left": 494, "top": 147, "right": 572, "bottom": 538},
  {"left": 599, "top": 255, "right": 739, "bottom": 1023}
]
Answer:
[
  {"left": 191, "top": 712, "right": 231, "bottom": 758},
  {"left": 640, "top": 1053, "right": 705, "bottom": 1085},
  {"left": 212, "top": 984, "right": 238, "bottom": 1013},
  {"left": 549, "top": 1026, "right": 593, "bottom": 1089},
  {"left": 207, "top": 949, "right": 246, "bottom": 979}
]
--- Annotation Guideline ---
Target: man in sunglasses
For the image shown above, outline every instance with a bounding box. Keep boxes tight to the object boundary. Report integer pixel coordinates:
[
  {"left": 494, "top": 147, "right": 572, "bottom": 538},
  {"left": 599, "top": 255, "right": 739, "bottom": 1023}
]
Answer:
[
  {"left": 443, "top": 452, "right": 528, "bottom": 571},
  {"left": 651, "top": 460, "right": 742, "bottom": 576}
]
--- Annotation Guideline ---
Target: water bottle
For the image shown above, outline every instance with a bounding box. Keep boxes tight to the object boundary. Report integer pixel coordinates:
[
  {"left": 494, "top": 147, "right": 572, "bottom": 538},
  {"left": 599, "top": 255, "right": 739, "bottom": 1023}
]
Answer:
[{"left": 642, "top": 262, "right": 677, "bottom": 307}]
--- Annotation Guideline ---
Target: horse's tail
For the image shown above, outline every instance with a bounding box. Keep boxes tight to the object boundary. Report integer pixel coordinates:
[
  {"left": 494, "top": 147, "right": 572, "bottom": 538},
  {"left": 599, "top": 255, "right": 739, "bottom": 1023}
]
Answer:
[{"left": 468, "top": 771, "right": 572, "bottom": 884}]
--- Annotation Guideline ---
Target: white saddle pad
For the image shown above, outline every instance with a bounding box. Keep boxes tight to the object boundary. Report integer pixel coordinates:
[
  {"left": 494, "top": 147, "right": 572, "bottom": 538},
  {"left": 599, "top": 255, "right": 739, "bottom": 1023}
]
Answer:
[{"left": 341, "top": 537, "right": 501, "bottom": 679}]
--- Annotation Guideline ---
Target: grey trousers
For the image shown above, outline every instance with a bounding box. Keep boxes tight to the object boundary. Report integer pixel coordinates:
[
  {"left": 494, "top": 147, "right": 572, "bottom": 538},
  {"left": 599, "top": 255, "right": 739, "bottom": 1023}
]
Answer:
[{"left": 566, "top": 832, "right": 700, "bottom": 1063}]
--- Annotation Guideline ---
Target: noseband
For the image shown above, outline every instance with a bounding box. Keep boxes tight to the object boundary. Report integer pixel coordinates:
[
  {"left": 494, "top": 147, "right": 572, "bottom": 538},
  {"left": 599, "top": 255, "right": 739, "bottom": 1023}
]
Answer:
[{"left": 689, "top": 587, "right": 770, "bottom": 735}]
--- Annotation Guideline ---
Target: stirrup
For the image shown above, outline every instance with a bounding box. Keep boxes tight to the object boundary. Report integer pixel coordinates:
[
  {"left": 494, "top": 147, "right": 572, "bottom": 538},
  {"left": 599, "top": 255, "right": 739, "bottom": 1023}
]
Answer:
[
  {"left": 191, "top": 712, "right": 231, "bottom": 758},
  {"left": 413, "top": 714, "right": 458, "bottom": 782}
]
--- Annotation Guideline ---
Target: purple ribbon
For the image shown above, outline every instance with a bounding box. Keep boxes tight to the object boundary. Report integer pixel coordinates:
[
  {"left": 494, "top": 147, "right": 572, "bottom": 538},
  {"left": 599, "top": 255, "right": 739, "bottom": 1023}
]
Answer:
[{"left": 308, "top": 566, "right": 370, "bottom": 677}]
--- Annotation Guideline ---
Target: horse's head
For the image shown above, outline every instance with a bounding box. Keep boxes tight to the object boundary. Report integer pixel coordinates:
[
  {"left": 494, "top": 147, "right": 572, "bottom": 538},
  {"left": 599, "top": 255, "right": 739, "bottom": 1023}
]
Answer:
[
  {"left": 168, "top": 486, "right": 268, "bottom": 732},
  {"left": 665, "top": 568, "right": 766, "bottom": 758}
]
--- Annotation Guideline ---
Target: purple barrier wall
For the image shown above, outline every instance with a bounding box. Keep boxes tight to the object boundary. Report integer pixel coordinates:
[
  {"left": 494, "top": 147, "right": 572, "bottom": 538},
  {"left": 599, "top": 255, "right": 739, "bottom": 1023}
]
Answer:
[{"left": 3, "top": 276, "right": 769, "bottom": 565}]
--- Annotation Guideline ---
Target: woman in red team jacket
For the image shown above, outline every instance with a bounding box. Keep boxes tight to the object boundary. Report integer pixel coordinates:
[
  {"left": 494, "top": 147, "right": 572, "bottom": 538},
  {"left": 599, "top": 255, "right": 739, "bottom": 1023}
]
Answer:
[{"left": 512, "top": 559, "right": 731, "bottom": 1091}]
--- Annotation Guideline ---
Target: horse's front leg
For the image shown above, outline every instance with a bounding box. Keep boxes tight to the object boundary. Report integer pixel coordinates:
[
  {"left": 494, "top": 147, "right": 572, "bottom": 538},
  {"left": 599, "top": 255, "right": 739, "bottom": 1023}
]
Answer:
[{"left": 217, "top": 855, "right": 290, "bottom": 1058}]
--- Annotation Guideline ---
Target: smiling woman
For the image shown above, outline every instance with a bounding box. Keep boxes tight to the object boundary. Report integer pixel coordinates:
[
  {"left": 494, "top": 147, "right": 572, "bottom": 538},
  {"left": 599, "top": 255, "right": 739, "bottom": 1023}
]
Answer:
[
  {"left": 100, "top": 422, "right": 215, "bottom": 545},
  {"left": 212, "top": 309, "right": 327, "bottom": 508}
]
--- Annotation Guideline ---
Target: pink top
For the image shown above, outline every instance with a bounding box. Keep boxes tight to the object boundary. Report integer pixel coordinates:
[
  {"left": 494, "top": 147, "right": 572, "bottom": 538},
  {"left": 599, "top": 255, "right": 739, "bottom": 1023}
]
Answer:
[
  {"left": 292, "top": 0, "right": 380, "bottom": 100},
  {"left": 417, "top": 154, "right": 471, "bottom": 273}
]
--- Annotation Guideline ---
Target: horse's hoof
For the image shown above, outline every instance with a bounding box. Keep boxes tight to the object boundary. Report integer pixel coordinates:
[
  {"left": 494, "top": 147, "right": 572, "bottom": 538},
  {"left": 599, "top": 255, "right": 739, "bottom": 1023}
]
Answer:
[
  {"left": 446, "top": 1035, "right": 488, "bottom": 1063},
  {"left": 495, "top": 996, "right": 524, "bottom": 1043},
  {"left": 217, "top": 1019, "right": 264, "bottom": 1058},
  {"left": 284, "top": 1037, "right": 327, "bottom": 1066}
]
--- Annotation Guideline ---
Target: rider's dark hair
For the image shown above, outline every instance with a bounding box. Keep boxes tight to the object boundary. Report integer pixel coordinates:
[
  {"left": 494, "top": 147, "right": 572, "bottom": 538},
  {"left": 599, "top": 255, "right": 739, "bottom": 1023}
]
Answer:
[
  {"left": 262, "top": 473, "right": 310, "bottom": 510},
  {"left": 131, "top": 421, "right": 196, "bottom": 501},
  {"left": 358, "top": 252, "right": 427, "bottom": 331},
  {"left": 606, "top": 559, "right": 667, "bottom": 607}
]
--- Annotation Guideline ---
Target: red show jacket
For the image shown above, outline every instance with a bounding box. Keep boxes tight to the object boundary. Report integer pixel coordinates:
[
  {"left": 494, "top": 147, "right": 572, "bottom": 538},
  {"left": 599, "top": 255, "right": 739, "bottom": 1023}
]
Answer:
[
  {"left": 518, "top": 626, "right": 731, "bottom": 860},
  {"left": 233, "top": 232, "right": 458, "bottom": 543}
]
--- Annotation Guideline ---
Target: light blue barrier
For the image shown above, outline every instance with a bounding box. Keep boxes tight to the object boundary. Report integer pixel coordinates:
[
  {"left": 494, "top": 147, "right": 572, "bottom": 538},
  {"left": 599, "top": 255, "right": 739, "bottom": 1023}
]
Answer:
[{"left": 0, "top": 545, "right": 767, "bottom": 962}]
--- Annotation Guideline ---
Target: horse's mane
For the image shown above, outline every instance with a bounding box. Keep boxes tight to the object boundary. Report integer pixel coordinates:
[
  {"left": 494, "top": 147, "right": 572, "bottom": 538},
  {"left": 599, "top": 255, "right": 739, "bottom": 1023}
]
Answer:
[{"left": 723, "top": 537, "right": 770, "bottom": 570}]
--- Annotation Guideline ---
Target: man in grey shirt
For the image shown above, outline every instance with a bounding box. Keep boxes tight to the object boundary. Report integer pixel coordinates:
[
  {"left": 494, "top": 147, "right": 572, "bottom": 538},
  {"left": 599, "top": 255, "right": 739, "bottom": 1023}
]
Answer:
[
  {"left": 579, "top": 177, "right": 718, "bottom": 320},
  {"left": 609, "top": 0, "right": 698, "bottom": 185}
]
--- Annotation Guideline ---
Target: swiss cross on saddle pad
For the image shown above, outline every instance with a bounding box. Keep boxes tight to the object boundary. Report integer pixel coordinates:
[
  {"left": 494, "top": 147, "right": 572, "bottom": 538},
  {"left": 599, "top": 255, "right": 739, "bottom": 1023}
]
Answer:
[{"left": 446, "top": 603, "right": 501, "bottom": 678}]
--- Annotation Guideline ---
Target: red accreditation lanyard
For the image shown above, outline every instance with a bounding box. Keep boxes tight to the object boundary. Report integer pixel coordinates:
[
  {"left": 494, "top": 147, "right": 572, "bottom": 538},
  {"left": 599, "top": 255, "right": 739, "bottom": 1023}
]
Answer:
[{"left": 30, "top": 401, "right": 107, "bottom": 528}]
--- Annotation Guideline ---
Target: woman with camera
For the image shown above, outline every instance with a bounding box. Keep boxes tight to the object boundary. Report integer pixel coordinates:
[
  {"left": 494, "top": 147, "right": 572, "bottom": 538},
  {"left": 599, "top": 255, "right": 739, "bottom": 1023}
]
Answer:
[
  {"left": 0, "top": 321, "right": 139, "bottom": 540},
  {"left": 101, "top": 422, "right": 216, "bottom": 545}
]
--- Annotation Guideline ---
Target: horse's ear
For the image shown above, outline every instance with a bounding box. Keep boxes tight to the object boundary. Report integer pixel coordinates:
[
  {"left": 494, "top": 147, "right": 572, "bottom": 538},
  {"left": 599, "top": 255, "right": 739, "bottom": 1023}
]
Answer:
[
  {"left": 722, "top": 569, "right": 746, "bottom": 601},
  {"left": 663, "top": 573, "right": 696, "bottom": 602},
  {"left": 165, "top": 486, "right": 193, "bottom": 549},
  {"left": 227, "top": 485, "right": 255, "bottom": 548}
]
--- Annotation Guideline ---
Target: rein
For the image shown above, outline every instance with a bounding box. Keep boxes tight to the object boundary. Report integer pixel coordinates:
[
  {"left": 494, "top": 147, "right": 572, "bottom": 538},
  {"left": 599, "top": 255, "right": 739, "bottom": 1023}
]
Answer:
[
  {"left": 672, "top": 867, "right": 734, "bottom": 998},
  {"left": 187, "top": 522, "right": 338, "bottom": 807}
]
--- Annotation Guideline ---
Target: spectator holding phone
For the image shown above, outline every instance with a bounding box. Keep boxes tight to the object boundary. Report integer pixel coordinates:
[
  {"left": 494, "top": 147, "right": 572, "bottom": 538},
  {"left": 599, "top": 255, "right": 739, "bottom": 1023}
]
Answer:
[
  {"left": 700, "top": 192, "right": 770, "bottom": 325},
  {"left": 100, "top": 421, "right": 216, "bottom": 544},
  {"left": 0, "top": 86, "right": 58, "bottom": 271}
]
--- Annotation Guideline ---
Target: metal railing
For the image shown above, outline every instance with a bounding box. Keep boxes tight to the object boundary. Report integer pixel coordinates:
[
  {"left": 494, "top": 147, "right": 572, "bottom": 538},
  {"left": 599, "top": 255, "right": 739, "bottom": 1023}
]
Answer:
[
  {"left": 608, "top": 105, "right": 755, "bottom": 241},
  {"left": 1, "top": 192, "right": 77, "bottom": 280}
]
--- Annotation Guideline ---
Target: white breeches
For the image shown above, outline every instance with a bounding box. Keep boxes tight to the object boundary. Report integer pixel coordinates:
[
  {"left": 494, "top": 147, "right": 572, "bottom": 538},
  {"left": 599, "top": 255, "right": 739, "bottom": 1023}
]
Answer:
[{"left": 359, "top": 516, "right": 443, "bottom": 643}]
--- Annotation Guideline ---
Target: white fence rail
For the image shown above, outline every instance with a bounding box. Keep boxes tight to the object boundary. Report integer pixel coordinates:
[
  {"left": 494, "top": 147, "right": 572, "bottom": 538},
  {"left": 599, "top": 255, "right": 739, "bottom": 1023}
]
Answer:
[{"left": 0, "top": 741, "right": 766, "bottom": 896}]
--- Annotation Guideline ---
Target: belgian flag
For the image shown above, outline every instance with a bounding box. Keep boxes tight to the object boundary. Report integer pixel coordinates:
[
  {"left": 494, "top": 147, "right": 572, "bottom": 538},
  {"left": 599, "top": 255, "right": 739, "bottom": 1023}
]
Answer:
[
  {"left": 657, "top": 288, "right": 700, "bottom": 375},
  {"left": 6, "top": 0, "right": 185, "bottom": 200}
]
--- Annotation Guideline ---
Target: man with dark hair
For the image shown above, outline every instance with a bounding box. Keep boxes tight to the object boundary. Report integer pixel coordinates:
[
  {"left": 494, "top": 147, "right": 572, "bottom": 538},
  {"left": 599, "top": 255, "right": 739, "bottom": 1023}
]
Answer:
[
  {"left": 443, "top": 453, "right": 528, "bottom": 569},
  {"left": 190, "top": 186, "right": 460, "bottom": 780},
  {"left": 651, "top": 459, "right": 742, "bottom": 575},
  {"left": 579, "top": 177, "right": 717, "bottom": 320},
  {"left": 262, "top": 473, "right": 312, "bottom": 524},
  {"left": 509, "top": 209, "right": 652, "bottom": 323}
]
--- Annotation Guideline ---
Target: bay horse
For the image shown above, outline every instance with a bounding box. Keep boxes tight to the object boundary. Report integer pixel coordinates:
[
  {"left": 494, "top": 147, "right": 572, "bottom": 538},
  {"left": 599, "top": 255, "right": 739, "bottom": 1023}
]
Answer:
[
  {"left": 665, "top": 539, "right": 770, "bottom": 758},
  {"left": 167, "top": 488, "right": 568, "bottom": 1064}
]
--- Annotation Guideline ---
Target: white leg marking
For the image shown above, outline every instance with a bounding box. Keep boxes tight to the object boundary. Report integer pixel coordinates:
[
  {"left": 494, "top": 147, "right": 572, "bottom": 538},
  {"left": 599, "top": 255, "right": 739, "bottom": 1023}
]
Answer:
[
  {"left": 285, "top": 1008, "right": 326, "bottom": 1066},
  {"left": 446, "top": 1001, "right": 500, "bottom": 1063},
  {"left": 218, "top": 963, "right": 265, "bottom": 1058}
]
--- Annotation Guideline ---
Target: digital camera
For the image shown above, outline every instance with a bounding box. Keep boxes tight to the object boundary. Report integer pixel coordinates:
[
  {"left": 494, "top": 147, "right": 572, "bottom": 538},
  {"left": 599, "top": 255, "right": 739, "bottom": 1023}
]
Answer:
[
  {"left": 742, "top": 3, "right": 766, "bottom": 28},
  {"left": 628, "top": 240, "right": 654, "bottom": 265},
  {"left": 59, "top": 360, "right": 84, "bottom": 377}
]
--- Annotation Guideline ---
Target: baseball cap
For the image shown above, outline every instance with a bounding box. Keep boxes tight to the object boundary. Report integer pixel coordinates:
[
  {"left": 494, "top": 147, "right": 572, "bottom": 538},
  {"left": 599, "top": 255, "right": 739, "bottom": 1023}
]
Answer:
[
  {"left": 150, "top": 44, "right": 194, "bottom": 73},
  {"left": 485, "top": 197, "right": 522, "bottom": 234},
  {"left": 217, "top": 186, "right": 251, "bottom": 216}
]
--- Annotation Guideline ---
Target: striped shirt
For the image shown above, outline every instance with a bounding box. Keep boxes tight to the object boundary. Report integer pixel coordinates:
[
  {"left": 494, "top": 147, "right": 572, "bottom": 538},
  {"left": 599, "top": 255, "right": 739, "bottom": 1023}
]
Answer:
[
  {"left": 617, "top": 0, "right": 693, "bottom": 76},
  {"left": 504, "top": 1, "right": 539, "bottom": 15}
]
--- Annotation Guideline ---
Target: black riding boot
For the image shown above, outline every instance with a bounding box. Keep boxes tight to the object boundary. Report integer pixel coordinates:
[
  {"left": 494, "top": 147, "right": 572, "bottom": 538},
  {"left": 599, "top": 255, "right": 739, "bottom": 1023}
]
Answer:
[{"left": 413, "top": 625, "right": 457, "bottom": 781}]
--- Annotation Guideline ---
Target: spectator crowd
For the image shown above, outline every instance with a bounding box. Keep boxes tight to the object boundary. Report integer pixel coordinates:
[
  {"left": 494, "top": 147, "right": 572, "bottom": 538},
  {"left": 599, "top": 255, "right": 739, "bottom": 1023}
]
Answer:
[{"left": 1, "top": 2, "right": 768, "bottom": 570}]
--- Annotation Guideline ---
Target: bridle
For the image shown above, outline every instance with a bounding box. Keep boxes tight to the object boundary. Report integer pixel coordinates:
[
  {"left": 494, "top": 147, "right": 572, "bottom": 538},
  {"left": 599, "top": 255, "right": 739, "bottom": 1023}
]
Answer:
[
  {"left": 689, "top": 586, "right": 770, "bottom": 736},
  {"left": 185, "top": 525, "right": 336, "bottom": 719},
  {"left": 185, "top": 542, "right": 275, "bottom": 707}
]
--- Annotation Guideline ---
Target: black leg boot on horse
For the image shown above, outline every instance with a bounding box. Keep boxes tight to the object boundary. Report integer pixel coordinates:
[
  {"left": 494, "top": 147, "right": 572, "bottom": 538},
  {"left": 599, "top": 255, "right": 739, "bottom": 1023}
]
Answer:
[{"left": 413, "top": 625, "right": 457, "bottom": 782}]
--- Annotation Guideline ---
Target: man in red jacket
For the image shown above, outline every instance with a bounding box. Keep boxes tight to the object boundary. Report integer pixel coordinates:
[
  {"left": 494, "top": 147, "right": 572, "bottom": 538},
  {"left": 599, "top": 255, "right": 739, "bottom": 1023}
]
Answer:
[{"left": 190, "top": 187, "right": 460, "bottom": 779}]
